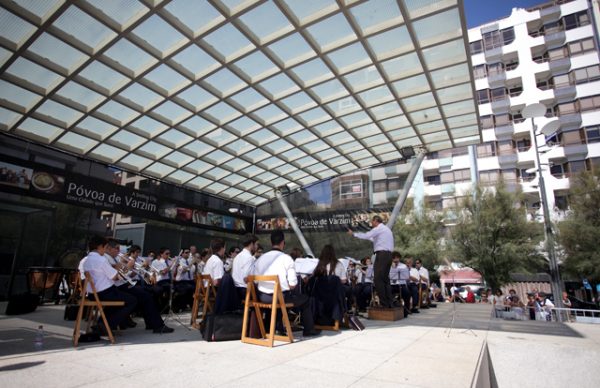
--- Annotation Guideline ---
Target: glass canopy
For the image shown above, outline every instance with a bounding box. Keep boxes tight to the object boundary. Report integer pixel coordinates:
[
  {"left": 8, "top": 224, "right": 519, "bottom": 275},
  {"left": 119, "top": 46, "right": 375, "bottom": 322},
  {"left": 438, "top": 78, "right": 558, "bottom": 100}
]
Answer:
[{"left": 0, "top": 0, "right": 479, "bottom": 207}]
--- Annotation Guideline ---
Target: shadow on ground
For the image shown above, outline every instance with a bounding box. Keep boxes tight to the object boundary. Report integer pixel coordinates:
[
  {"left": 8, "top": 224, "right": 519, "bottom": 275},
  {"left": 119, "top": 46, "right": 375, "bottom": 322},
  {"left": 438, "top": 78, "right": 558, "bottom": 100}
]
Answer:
[{"left": 0, "top": 301, "right": 582, "bottom": 360}]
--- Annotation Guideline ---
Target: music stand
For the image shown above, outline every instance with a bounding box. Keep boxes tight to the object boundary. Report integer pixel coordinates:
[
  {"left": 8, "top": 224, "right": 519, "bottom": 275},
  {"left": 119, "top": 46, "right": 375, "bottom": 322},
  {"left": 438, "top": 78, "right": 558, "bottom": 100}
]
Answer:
[
  {"left": 444, "top": 270, "right": 477, "bottom": 338},
  {"left": 161, "top": 265, "right": 190, "bottom": 332}
]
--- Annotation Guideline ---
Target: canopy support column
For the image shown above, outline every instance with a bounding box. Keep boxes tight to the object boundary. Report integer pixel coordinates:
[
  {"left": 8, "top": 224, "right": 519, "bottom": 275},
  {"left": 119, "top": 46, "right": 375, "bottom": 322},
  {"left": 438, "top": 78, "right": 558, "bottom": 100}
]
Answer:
[
  {"left": 275, "top": 189, "right": 314, "bottom": 258},
  {"left": 387, "top": 148, "right": 427, "bottom": 229}
]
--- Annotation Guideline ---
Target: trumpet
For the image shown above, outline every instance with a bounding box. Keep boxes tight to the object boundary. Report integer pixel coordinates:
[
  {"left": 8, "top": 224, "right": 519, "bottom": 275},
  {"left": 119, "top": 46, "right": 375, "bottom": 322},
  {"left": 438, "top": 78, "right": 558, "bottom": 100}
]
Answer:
[
  {"left": 134, "top": 262, "right": 156, "bottom": 284},
  {"left": 116, "top": 267, "right": 137, "bottom": 287}
]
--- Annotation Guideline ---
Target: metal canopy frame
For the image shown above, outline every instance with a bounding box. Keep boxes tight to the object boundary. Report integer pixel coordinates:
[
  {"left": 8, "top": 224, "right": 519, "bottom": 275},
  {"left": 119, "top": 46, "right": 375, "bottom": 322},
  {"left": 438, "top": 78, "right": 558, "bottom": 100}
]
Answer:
[{"left": 0, "top": 0, "right": 480, "bottom": 208}]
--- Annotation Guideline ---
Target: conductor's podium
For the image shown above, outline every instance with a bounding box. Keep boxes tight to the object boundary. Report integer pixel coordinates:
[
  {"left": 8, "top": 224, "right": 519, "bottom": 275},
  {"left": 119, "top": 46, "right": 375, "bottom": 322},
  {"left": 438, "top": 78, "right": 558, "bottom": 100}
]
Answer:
[{"left": 368, "top": 306, "right": 404, "bottom": 321}]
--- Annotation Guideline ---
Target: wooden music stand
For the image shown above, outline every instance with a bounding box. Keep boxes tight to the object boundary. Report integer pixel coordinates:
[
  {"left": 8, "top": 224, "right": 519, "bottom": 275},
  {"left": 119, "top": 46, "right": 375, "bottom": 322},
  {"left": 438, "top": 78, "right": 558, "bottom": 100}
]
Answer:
[
  {"left": 241, "top": 275, "right": 294, "bottom": 348},
  {"left": 190, "top": 274, "right": 217, "bottom": 329},
  {"left": 72, "top": 272, "right": 125, "bottom": 347}
]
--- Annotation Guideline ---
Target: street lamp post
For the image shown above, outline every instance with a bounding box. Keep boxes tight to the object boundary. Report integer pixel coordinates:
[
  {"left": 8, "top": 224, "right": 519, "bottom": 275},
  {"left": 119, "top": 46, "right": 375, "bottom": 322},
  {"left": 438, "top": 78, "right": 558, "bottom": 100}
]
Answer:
[{"left": 522, "top": 103, "right": 563, "bottom": 319}]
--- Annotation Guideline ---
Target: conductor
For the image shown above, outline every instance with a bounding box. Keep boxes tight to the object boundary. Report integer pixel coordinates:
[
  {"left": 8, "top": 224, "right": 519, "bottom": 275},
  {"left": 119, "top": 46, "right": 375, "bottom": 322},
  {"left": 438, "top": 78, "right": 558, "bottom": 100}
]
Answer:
[{"left": 347, "top": 215, "right": 394, "bottom": 308}]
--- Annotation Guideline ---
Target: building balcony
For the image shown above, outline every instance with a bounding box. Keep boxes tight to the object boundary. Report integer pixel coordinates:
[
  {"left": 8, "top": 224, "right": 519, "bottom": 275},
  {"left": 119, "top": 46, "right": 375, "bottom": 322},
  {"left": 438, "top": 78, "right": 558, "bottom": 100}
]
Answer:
[
  {"left": 494, "top": 123, "right": 515, "bottom": 139},
  {"left": 544, "top": 30, "right": 566, "bottom": 48},
  {"left": 563, "top": 142, "right": 588, "bottom": 158},
  {"left": 559, "top": 113, "right": 582, "bottom": 130},
  {"left": 498, "top": 152, "right": 518, "bottom": 167},
  {"left": 553, "top": 85, "right": 577, "bottom": 102},
  {"left": 549, "top": 57, "right": 571, "bottom": 75},
  {"left": 539, "top": 4, "right": 561, "bottom": 23},
  {"left": 487, "top": 72, "right": 507, "bottom": 88},
  {"left": 490, "top": 98, "right": 511, "bottom": 113}
]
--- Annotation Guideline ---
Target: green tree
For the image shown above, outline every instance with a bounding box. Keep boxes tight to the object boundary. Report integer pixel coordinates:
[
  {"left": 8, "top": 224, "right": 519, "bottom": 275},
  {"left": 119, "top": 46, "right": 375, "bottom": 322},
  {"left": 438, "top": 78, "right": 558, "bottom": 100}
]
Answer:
[
  {"left": 448, "top": 183, "right": 545, "bottom": 291},
  {"left": 558, "top": 170, "right": 600, "bottom": 281},
  {"left": 393, "top": 199, "right": 445, "bottom": 269}
]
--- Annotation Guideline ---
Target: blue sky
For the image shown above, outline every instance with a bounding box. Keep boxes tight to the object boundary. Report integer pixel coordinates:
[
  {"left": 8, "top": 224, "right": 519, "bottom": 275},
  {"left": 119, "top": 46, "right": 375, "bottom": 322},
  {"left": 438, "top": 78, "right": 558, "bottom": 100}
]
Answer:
[{"left": 464, "top": 0, "right": 546, "bottom": 27}]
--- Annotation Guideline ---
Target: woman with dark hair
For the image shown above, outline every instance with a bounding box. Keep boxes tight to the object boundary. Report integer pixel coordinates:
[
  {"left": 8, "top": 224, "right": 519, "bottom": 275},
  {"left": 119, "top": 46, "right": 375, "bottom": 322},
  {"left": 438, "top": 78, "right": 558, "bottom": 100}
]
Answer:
[
  {"left": 310, "top": 244, "right": 347, "bottom": 326},
  {"left": 313, "top": 245, "right": 346, "bottom": 282}
]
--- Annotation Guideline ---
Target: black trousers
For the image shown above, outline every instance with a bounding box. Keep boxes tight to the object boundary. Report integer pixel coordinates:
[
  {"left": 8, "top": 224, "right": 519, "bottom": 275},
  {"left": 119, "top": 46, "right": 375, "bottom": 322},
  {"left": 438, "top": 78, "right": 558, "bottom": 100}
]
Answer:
[
  {"left": 374, "top": 251, "right": 393, "bottom": 308},
  {"left": 117, "top": 284, "right": 163, "bottom": 329},
  {"left": 354, "top": 282, "right": 372, "bottom": 310},
  {"left": 401, "top": 284, "right": 411, "bottom": 311},
  {"left": 96, "top": 285, "right": 137, "bottom": 329},
  {"left": 259, "top": 290, "right": 315, "bottom": 333},
  {"left": 408, "top": 283, "right": 419, "bottom": 310}
]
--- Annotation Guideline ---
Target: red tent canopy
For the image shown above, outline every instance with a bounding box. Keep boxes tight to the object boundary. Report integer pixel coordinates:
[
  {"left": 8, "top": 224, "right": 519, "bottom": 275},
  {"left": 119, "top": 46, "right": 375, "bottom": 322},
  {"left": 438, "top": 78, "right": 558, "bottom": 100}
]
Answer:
[{"left": 440, "top": 269, "right": 482, "bottom": 284}]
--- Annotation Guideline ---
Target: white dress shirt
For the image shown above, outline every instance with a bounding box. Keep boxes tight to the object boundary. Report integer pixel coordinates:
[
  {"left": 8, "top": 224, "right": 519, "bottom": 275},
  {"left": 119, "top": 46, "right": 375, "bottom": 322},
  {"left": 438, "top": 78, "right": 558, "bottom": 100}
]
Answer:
[
  {"left": 389, "top": 264, "right": 400, "bottom": 285},
  {"left": 151, "top": 258, "right": 170, "bottom": 282},
  {"left": 324, "top": 261, "right": 347, "bottom": 282},
  {"left": 176, "top": 257, "right": 193, "bottom": 281},
  {"left": 352, "top": 223, "right": 394, "bottom": 252},
  {"left": 203, "top": 254, "right": 225, "bottom": 283},
  {"left": 104, "top": 253, "right": 127, "bottom": 287},
  {"left": 232, "top": 248, "right": 255, "bottom": 288},
  {"left": 409, "top": 267, "right": 420, "bottom": 284},
  {"left": 397, "top": 263, "right": 410, "bottom": 285},
  {"left": 418, "top": 267, "right": 430, "bottom": 285},
  {"left": 253, "top": 249, "right": 297, "bottom": 293},
  {"left": 79, "top": 251, "right": 116, "bottom": 293}
]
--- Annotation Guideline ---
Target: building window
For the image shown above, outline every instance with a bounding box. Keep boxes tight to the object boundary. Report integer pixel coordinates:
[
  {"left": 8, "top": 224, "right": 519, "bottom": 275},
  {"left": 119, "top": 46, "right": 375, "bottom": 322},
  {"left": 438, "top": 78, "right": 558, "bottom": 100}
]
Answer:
[
  {"left": 568, "top": 37, "right": 595, "bottom": 57},
  {"left": 511, "top": 112, "right": 525, "bottom": 123},
  {"left": 497, "top": 140, "right": 515, "bottom": 155},
  {"left": 501, "top": 168, "right": 517, "bottom": 183},
  {"left": 508, "top": 85, "right": 522, "bottom": 97},
  {"left": 424, "top": 175, "right": 441, "bottom": 185},
  {"left": 519, "top": 168, "right": 536, "bottom": 182},
  {"left": 561, "top": 130, "right": 584, "bottom": 146},
  {"left": 477, "top": 142, "right": 496, "bottom": 157},
  {"left": 480, "top": 115, "right": 494, "bottom": 129},
  {"left": 564, "top": 10, "right": 590, "bottom": 30},
  {"left": 585, "top": 125, "right": 600, "bottom": 143},
  {"left": 453, "top": 169, "right": 471, "bottom": 183},
  {"left": 548, "top": 46, "right": 568, "bottom": 61},
  {"left": 452, "top": 147, "right": 469, "bottom": 156},
  {"left": 537, "top": 77, "right": 554, "bottom": 91},
  {"left": 516, "top": 138, "right": 531, "bottom": 152},
  {"left": 553, "top": 73, "right": 571, "bottom": 88},
  {"left": 505, "top": 59, "right": 518, "bottom": 71},
  {"left": 470, "top": 40, "right": 483, "bottom": 55},
  {"left": 579, "top": 95, "right": 600, "bottom": 112},
  {"left": 568, "top": 160, "right": 587, "bottom": 176},
  {"left": 476, "top": 89, "right": 490, "bottom": 104},
  {"left": 473, "top": 64, "right": 487, "bottom": 79},
  {"left": 491, "top": 87, "right": 507, "bottom": 101},
  {"left": 487, "top": 62, "right": 504, "bottom": 76},
  {"left": 572, "top": 65, "right": 600, "bottom": 85},
  {"left": 554, "top": 194, "right": 568, "bottom": 210},
  {"left": 482, "top": 27, "right": 515, "bottom": 51},
  {"left": 340, "top": 179, "right": 364, "bottom": 199},
  {"left": 479, "top": 170, "right": 499, "bottom": 184},
  {"left": 387, "top": 178, "right": 404, "bottom": 191},
  {"left": 373, "top": 180, "right": 387, "bottom": 193},
  {"left": 550, "top": 163, "right": 566, "bottom": 178}
]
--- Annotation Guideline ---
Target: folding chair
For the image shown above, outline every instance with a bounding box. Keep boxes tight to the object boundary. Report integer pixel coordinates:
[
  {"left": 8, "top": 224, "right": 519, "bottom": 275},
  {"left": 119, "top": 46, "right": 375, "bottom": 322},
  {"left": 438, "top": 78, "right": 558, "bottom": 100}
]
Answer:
[
  {"left": 241, "top": 275, "right": 294, "bottom": 347},
  {"left": 190, "top": 274, "right": 217, "bottom": 329},
  {"left": 72, "top": 272, "right": 125, "bottom": 346}
]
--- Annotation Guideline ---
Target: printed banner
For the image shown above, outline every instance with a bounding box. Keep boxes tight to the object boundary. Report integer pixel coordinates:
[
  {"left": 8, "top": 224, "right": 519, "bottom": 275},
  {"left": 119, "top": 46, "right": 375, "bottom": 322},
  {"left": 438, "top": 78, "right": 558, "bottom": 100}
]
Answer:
[
  {"left": 0, "top": 157, "right": 250, "bottom": 233},
  {"left": 256, "top": 210, "right": 392, "bottom": 233}
]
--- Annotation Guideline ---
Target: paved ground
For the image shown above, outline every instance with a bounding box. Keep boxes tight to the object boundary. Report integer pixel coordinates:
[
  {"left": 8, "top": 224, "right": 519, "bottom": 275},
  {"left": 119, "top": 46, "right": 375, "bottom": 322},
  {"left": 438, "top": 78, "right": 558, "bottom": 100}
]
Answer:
[{"left": 0, "top": 302, "right": 598, "bottom": 388}]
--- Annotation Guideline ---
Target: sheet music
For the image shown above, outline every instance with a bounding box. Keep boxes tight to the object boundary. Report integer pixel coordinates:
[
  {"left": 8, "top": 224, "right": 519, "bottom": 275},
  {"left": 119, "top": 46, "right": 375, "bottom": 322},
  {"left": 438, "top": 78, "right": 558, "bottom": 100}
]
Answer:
[{"left": 294, "top": 258, "right": 319, "bottom": 275}]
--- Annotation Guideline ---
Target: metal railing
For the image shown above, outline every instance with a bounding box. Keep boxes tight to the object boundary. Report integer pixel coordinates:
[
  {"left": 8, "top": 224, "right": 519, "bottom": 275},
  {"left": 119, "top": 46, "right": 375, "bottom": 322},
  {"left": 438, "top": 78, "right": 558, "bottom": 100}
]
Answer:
[{"left": 550, "top": 307, "right": 600, "bottom": 323}]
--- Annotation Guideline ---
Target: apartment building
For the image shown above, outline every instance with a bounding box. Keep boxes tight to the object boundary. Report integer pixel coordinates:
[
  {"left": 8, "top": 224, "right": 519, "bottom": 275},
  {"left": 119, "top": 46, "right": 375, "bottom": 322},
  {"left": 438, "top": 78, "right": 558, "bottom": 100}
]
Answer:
[{"left": 369, "top": 0, "right": 600, "bottom": 222}]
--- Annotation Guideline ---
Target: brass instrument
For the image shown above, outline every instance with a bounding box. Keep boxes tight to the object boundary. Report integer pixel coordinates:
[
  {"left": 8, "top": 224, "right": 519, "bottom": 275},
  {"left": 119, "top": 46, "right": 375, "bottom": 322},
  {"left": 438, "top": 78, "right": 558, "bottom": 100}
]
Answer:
[{"left": 134, "top": 262, "right": 156, "bottom": 285}]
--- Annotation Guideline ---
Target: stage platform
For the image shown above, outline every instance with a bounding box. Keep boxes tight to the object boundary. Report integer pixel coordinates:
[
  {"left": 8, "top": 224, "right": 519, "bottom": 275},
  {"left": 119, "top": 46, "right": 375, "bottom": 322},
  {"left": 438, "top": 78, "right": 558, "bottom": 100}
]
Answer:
[{"left": 1, "top": 302, "right": 599, "bottom": 387}]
